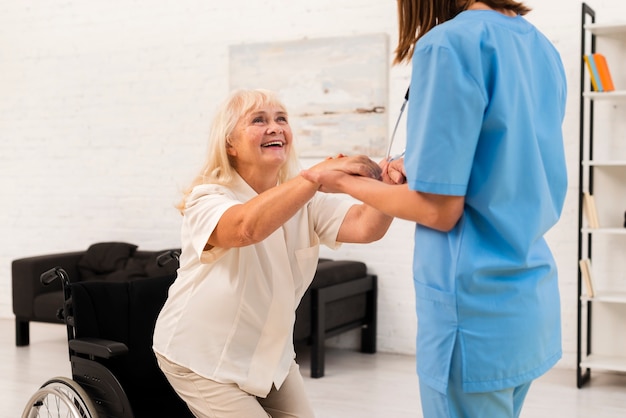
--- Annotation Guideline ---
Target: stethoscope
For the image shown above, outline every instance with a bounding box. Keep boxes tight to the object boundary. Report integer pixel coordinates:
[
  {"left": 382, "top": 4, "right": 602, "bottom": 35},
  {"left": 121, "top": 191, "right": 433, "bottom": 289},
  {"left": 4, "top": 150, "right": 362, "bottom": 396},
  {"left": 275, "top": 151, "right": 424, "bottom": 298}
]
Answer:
[{"left": 385, "top": 86, "right": 410, "bottom": 161}]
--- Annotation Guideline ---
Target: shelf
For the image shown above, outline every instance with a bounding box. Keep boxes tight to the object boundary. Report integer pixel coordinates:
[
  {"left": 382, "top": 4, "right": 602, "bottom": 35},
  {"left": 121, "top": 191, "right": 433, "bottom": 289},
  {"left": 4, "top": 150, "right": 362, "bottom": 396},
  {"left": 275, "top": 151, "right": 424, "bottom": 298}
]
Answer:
[
  {"left": 578, "top": 4, "right": 626, "bottom": 388},
  {"left": 582, "top": 160, "right": 626, "bottom": 167},
  {"left": 581, "top": 354, "right": 626, "bottom": 373},
  {"left": 581, "top": 227, "right": 626, "bottom": 234},
  {"left": 583, "top": 91, "right": 626, "bottom": 100},
  {"left": 581, "top": 291, "right": 626, "bottom": 304},
  {"left": 584, "top": 22, "right": 626, "bottom": 36}
]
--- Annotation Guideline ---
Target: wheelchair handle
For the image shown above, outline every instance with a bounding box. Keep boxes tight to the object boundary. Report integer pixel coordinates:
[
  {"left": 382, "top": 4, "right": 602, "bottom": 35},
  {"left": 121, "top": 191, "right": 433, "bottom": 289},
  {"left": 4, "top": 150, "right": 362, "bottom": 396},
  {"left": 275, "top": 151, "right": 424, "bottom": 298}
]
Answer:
[
  {"left": 40, "top": 266, "right": 69, "bottom": 286},
  {"left": 156, "top": 250, "right": 181, "bottom": 267}
]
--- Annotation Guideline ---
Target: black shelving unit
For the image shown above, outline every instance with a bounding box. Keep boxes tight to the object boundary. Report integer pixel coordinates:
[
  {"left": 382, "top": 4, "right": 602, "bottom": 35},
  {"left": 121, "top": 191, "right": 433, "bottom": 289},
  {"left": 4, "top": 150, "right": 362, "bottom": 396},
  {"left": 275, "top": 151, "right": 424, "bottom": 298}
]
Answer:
[
  {"left": 577, "top": 1, "right": 626, "bottom": 388},
  {"left": 577, "top": 1, "right": 595, "bottom": 389}
]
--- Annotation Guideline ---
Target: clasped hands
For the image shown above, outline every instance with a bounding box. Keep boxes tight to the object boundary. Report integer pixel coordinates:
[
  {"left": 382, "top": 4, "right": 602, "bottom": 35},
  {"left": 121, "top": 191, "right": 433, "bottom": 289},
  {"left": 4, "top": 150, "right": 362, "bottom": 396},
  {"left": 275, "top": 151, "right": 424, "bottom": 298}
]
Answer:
[{"left": 301, "top": 154, "right": 406, "bottom": 193}]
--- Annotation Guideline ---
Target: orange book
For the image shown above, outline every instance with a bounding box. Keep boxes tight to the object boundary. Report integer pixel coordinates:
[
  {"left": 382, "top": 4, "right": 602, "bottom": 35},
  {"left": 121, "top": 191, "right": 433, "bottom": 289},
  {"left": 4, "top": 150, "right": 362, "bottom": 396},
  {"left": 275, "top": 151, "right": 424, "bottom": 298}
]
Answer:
[{"left": 593, "top": 53, "right": 615, "bottom": 92}]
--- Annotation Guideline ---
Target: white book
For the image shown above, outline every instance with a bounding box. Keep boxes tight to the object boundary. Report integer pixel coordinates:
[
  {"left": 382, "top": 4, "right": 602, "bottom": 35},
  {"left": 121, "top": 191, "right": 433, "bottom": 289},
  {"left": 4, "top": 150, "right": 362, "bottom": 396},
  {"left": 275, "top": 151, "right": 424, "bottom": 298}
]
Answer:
[
  {"left": 583, "top": 192, "right": 600, "bottom": 228},
  {"left": 579, "top": 258, "right": 595, "bottom": 298}
]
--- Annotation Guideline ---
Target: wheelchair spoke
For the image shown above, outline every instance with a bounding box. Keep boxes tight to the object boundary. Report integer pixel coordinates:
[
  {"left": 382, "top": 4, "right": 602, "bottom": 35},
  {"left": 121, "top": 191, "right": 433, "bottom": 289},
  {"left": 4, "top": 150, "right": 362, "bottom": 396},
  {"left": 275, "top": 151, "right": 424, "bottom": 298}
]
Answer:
[{"left": 22, "top": 377, "right": 98, "bottom": 418}]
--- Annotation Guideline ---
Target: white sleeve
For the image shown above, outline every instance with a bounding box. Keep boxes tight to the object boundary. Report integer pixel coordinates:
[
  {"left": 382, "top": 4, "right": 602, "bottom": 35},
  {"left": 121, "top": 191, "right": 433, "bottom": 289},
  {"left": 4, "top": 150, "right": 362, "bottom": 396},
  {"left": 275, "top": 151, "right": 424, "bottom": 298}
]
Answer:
[
  {"left": 183, "top": 184, "right": 240, "bottom": 261},
  {"left": 308, "top": 192, "right": 354, "bottom": 249}
]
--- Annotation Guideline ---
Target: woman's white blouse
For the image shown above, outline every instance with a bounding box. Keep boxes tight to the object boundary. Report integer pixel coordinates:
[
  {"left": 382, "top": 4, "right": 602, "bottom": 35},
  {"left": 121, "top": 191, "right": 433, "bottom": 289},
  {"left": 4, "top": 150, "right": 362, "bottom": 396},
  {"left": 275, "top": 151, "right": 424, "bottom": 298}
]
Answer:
[{"left": 153, "top": 174, "right": 353, "bottom": 397}]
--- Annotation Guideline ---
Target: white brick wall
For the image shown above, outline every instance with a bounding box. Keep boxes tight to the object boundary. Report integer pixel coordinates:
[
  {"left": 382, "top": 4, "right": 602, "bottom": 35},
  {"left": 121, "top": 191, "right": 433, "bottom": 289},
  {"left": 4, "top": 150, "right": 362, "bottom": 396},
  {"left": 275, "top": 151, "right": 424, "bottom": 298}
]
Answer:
[{"left": 1, "top": 0, "right": 620, "bottom": 369}]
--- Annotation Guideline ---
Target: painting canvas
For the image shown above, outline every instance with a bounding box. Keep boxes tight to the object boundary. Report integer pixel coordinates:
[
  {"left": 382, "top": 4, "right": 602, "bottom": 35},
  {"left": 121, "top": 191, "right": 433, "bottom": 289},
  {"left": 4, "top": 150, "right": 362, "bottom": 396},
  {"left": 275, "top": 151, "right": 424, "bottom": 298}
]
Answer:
[{"left": 229, "top": 33, "right": 389, "bottom": 158}]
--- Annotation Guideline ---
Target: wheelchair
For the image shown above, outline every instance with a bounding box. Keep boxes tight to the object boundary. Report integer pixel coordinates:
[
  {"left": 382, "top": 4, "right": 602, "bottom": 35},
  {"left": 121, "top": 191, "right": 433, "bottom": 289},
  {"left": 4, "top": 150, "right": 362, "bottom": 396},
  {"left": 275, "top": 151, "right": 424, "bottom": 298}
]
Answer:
[{"left": 21, "top": 250, "right": 194, "bottom": 418}]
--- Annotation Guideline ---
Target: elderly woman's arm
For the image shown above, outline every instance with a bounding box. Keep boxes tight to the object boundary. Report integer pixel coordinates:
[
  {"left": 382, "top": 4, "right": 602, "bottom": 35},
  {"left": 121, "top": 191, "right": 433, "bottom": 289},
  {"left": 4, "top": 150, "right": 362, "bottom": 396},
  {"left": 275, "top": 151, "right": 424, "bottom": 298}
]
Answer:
[
  {"left": 208, "top": 155, "right": 382, "bottom": 249},
  {"left": 336, "top": 202, "right": 394, "bottom": 243}
]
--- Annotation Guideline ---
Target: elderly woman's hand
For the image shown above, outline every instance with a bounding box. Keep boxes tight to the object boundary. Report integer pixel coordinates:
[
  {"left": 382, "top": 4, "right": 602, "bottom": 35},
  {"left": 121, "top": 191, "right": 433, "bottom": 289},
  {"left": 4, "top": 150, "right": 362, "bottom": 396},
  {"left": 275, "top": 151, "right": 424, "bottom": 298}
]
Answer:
[{"left": 311, "top": 154, "right": 382, "bottom": 180}]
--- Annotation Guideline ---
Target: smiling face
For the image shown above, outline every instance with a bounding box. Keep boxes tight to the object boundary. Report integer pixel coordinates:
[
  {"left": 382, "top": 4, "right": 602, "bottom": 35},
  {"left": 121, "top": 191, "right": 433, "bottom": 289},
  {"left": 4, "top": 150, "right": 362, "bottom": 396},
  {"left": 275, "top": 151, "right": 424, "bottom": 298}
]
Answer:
[{"left": 226, "top": 103, "right": 293, "bottom": 191}]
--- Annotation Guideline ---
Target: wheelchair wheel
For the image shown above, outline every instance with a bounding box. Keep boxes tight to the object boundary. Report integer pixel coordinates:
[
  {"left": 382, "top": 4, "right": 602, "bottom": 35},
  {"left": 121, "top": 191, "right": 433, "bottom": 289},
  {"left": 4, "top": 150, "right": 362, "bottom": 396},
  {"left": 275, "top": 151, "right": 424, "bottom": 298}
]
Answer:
[{"left": 21, "top": 376, "right": 99, "bottom": 418}]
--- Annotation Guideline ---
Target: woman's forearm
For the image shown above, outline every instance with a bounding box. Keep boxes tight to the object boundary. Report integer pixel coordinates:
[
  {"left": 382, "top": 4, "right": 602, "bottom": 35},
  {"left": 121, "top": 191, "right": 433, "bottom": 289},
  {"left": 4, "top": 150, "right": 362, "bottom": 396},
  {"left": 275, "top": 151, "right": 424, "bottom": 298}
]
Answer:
[
  {"left": 210, "top": 175, "right": 319, "bottom": 248},
  {"left": 313, "top": 172, "right": 464, "bottom": 232}
]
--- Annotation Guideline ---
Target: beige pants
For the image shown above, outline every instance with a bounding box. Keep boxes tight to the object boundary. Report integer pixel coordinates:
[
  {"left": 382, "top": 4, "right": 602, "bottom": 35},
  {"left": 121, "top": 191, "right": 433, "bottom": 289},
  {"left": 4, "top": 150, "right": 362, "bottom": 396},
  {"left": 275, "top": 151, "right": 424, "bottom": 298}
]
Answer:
[{"left": 155, "top": 353, "right": 315, "bottom": 418}]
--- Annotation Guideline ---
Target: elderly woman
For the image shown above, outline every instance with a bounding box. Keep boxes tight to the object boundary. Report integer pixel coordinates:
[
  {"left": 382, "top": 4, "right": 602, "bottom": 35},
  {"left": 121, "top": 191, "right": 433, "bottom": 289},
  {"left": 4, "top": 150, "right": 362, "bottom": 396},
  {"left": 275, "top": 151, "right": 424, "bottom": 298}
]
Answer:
[{"left": 153, "top": 88, "right": 393, "bottom": 418}]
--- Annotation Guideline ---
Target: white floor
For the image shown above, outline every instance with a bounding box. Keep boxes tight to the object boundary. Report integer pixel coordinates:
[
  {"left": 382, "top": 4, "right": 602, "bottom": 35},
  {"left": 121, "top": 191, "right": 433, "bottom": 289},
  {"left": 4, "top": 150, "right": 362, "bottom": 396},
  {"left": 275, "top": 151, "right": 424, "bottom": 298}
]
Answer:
[{"left": 2, "top": 320, "right": 626, "bottom": 418}]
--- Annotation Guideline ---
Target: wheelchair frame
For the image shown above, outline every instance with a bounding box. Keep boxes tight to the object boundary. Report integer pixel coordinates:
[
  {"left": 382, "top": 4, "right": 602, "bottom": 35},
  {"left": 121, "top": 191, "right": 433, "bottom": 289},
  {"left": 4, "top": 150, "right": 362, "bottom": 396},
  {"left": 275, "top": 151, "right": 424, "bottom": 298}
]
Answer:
[{"left": 21, "top": 250, "right": 186, "bottom": 418}]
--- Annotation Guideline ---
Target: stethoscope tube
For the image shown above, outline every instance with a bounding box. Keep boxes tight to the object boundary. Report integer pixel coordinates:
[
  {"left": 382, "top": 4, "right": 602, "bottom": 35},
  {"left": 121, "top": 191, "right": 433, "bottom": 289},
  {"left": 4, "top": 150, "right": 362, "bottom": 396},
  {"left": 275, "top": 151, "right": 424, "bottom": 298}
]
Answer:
[{"left": 385, "top": 86, "right": 410, "bottom": 161}]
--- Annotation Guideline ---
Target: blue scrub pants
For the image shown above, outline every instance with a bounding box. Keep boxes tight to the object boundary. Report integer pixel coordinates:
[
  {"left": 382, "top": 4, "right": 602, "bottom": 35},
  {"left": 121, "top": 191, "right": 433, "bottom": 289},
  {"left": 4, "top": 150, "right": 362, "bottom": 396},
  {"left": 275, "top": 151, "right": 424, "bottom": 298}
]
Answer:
[{"left": 418, "top": 340, "right": 532, "bottom": 418}]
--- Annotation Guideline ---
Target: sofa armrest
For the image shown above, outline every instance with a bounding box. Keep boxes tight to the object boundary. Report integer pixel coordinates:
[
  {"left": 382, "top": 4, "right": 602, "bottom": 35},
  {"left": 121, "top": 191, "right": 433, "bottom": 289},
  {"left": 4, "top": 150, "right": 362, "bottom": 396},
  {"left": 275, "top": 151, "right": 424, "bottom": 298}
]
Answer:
[{"left": 12, "top": 251, "right": 84, "bottom": 318}]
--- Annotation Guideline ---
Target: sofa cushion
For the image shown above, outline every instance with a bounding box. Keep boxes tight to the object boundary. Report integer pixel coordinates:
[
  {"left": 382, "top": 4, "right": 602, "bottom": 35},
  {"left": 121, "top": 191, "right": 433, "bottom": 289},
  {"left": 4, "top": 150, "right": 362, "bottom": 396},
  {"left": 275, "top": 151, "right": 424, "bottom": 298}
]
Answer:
[
  {"left": 310, "top": 260, "right": 367, "bottom": 289},
  {"left": 104, "top": 253, "right": 179, "bottom": 282},
  {"left": 104, "top": 258, "right": 151, "bottom": 282},
  {"left": 77, "top": 242, "right": 138, "bottom": 280}
]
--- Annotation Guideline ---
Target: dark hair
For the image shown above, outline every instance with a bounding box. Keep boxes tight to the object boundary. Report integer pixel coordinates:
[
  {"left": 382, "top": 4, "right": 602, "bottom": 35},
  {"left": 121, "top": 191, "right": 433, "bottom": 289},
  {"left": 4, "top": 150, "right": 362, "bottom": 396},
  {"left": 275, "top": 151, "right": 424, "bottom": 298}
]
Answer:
[{"left": 393, "top": 0, "right": 531, "bottom": 65}]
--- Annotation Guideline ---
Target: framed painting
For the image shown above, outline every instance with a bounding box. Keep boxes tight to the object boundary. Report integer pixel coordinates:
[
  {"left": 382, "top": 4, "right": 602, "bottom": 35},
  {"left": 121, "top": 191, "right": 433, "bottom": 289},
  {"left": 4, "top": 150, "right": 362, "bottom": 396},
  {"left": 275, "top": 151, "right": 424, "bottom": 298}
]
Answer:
[{"left": 229, "top": 33, "right": 389, "bottom": 158}]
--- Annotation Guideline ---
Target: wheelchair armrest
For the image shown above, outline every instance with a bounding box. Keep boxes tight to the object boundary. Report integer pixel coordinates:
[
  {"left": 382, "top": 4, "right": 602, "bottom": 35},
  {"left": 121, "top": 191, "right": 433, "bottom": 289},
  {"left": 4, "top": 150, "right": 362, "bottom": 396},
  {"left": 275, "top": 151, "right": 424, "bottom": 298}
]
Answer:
[{"left": 69, "top": 337, "right": 129, "bottom": 359}]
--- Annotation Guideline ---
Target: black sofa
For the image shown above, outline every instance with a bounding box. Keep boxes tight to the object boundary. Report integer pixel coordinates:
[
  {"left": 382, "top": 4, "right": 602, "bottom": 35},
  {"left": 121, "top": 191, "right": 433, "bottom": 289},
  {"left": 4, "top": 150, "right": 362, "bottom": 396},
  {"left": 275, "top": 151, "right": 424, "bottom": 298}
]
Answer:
[
  {"left": 12, "top": 242, "right": 377, "bottom": 378},
  {"left": 12, "top": 242, "right": 179, "bottom": 347}
]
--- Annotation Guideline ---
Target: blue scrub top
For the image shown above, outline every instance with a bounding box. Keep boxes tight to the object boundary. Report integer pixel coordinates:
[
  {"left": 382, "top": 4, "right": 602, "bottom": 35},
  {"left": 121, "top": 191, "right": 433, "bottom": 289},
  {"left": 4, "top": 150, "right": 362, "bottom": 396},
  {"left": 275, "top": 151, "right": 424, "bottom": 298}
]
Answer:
[{"left": 405, "top": 11, "right": 567, "bottom": 393}]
